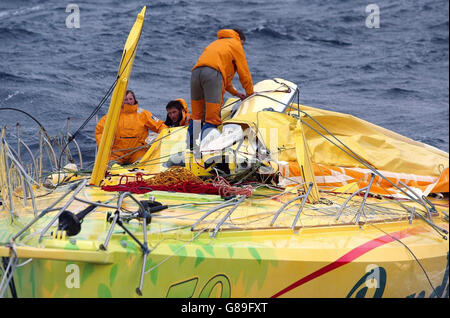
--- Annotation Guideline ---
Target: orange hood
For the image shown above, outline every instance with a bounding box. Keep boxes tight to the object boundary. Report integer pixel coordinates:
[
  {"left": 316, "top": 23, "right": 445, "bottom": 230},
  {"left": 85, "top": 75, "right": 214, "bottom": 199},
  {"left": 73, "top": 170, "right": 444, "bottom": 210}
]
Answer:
[
  {"left": 176, "top": 98, "right": 190, "bottom": 115},
  {"left": 217, "top": 29, "right": 241, "bottom": 41}
]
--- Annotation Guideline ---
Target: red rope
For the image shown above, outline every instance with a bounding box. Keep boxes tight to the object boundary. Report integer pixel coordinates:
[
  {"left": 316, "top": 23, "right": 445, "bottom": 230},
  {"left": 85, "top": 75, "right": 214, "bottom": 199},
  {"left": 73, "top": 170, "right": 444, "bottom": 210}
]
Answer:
[
  {"left": 100, "top": 173, "right": 253, "bottom": 197},
  {"left": 212, "top": 176, "right": 253, "bottom": 198},
  {"left": 101, "top": 172, "right": 153, "bottom": 194},
  {"left": 101, "top": 181, "right": 220, "bottom": 195}
]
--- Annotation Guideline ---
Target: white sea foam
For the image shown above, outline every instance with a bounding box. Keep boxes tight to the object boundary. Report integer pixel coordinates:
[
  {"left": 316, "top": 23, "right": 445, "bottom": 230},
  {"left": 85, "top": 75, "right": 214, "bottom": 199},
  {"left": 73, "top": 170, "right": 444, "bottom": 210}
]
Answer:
[
  {"left": 0, "top": 5, "right": 43, "bottom": 19},
  {"left": 4, "top": 91, "right": 19, "bottom": 102}
]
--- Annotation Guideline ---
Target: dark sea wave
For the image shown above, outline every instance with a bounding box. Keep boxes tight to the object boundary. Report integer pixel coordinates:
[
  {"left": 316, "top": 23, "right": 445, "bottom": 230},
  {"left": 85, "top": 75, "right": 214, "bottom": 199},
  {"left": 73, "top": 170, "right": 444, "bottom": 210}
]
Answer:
[
  {"left": 251, "top": 26, "right": 297, "bottom": 41},
  {"left": 0, "top": 26, "right": 39, "bottom": 40},
  {"left": 0, "top": 0, "right": 448, "bottom": 166}
]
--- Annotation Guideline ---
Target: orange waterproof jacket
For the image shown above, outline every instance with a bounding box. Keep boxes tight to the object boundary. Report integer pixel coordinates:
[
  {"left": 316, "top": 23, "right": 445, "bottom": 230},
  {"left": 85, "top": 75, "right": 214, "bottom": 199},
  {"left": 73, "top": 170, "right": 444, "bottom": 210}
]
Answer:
[
  {"left": 192, "top": 29, "right": 254, "bottom": 97},
  {"left": 95, "top": 103, "right": 167, "bottom": 164}
]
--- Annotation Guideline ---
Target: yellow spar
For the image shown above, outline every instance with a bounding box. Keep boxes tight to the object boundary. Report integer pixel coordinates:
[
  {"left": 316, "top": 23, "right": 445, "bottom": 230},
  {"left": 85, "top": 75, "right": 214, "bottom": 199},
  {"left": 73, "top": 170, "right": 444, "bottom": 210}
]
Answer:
[
  {"left": 294, "top": 117, "right": 320, "bottom": 203},
  {"left": 90, "top": 6, "right": 146, "bottom": 185}
]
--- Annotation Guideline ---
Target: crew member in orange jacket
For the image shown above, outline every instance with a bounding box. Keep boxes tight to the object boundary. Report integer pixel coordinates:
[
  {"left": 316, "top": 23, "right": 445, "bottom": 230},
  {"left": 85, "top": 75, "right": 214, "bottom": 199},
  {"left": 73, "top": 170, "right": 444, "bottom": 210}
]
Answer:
[
  {"left": 188, "top": 28, "right": 254, "bottom": 149},
  {"left": 164, "top": 98, "right": 190, "bottom": 127},
  {"left": 95, "top": 90, "right": 167, "bottom": 165}
]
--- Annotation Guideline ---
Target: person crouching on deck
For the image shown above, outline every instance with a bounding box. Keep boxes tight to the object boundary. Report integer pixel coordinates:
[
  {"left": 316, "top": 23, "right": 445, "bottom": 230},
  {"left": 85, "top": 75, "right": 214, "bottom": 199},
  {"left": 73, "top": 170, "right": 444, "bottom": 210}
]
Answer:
[
  {"left": 95, "top": 90, "right": 167, "bottom": 165},
  {"left": 164, "top": 98, "right": 191, "bottom": 127}
]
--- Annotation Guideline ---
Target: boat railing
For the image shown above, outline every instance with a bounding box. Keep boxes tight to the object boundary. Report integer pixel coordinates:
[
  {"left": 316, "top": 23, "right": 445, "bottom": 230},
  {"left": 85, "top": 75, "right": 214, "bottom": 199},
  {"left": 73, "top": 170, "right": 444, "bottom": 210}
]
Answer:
[
  {"left": 1, "top": 126, "right": 39, "bottom": 219},
  {"left": 0, "top": 118, "right": 85, "bottom": 220},
  {"left": 211, "top": 195, "right": 246, "bottom": 238},
  {"left": 190, "top": 195, "right": 246, "bottom": 238},
  {"left": 331, "top": 173, "right": 448, "bottom": 238},
  {"left": 335, "top": 173, "right": 376, "bottom": 224},
  {"left": 270, "top": 182, "right": 314, "bottom": 229}
]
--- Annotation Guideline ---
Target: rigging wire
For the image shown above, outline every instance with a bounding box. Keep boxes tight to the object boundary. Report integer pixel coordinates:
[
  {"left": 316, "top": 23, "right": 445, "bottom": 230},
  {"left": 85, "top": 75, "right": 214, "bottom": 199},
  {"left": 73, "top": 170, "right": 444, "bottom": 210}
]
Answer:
[
  {"left": 244, "top": 91, "right": 432, "bottom": 212},
  {"left": 0, "top": 108, "right": 51, "bottom": 140},
  {"left": 296, "top": 110, "right": 437, "bottom": 212}
]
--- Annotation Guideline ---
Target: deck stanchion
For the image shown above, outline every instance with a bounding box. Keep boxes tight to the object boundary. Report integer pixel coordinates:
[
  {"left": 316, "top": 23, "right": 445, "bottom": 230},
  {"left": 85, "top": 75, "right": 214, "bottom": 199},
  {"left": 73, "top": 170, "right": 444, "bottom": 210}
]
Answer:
[
  {"left": 270, "top": 194, "right": 304, "bottom": 226},
  {"left": 137, "top": 210, "right": 150, "bottom": 296},
  {"left": 16, "top": 123, "right": 20, "bottom": 163},
  {"left": 291, "top": 182, "right": 313, "bottom": 230},
  {"left": 355, "top": 173, "right": 376, "bottom": 224},
  {"left": 100, "top": 211, "right": 119, "bottom": 251},
  {"left": 335, "top": 173, "right": 376, "bottom": 223},
  {"left": 270, "top": 183, "right": 313, "bottom": 228},
  {"left": 409, "top": 207, "right": 415, "bottom": 225},
  {"left": 191, "top": 198, "right": 238, "bottom": 231},
  {"left": 1, "top": 128, "right": 15, "bottom": 220},
  {"left": 212, "top": 195, "right": 246, "bottom": 238}
]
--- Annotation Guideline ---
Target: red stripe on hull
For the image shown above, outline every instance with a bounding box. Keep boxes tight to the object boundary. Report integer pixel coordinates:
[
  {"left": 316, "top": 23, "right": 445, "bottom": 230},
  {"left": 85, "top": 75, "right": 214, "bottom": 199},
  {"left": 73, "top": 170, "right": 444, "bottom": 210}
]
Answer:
[{"left": 271, "top": 228, "right": 422, "bottom": 298}]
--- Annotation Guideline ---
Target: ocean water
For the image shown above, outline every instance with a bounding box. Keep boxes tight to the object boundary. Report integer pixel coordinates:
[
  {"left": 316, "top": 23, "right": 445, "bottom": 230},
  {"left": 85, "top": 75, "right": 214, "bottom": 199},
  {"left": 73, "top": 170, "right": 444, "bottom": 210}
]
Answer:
[{"left": 0, "top": 0, "right": 448, "bottom": 166}]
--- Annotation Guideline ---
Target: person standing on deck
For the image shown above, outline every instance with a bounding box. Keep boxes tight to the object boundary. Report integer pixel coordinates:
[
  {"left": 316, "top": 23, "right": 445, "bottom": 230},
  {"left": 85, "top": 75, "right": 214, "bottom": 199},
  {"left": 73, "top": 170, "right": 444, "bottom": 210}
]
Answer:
[{"left": 188, "top": 28, "right": 254, "bottom": 150}]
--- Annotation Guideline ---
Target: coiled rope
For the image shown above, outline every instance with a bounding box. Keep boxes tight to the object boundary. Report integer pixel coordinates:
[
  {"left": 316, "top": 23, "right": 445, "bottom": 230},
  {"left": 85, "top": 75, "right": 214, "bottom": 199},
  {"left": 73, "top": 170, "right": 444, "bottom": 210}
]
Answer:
[{"left": 100, "top": 167, "right": 253, "bottom": 197}]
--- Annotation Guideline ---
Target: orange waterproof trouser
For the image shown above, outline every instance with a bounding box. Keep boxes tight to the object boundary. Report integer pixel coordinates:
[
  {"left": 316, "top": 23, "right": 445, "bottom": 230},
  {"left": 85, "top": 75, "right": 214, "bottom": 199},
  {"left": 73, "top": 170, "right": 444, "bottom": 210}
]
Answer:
[{"left": 191, "top": 67, "right": 224, "bottom": 126}]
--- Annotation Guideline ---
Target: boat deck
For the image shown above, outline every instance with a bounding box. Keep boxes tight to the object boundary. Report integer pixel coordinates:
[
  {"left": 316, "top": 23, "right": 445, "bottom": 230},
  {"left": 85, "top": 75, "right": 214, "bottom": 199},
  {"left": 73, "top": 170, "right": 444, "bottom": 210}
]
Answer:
[{"left": 1, "top": 180, "right": 447, "bottom": 248}]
